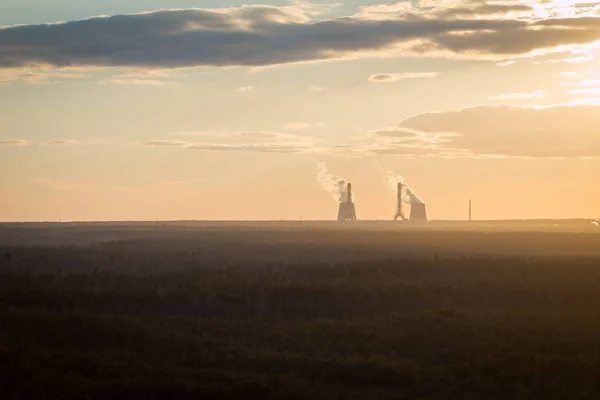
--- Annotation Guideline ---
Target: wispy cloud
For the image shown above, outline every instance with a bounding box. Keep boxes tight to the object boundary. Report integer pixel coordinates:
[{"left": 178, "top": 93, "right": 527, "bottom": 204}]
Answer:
[
  {"left": 236, "top": 86, "right": 256, "bottom": 93},
  {"left": 44, "top": 139, "right": 80, "bottom": 145},
  {"left": 144, "top": 130, "right": 320, "bottom": 153},
  {"left": 187, "top": 143, "right": 310, "bottom": 153},
  {"left": 330, "top": 126, "right": 466, "bottom": 158},
  {"left": 560, "top": 72, "right": 580, "bottom": 77},
  {"left": 537, "top": 52, "right": 596, "bottom": 64},
  {"left": 575, "top": 79, "right": 600, "bottom": 86},
  {"left": 489, "top": 90, "right": 545, "bottom": 100},
  {"left": 112, "top": 69, "right": 170, "bottom": 79},
  {"left": 359, "top": 1, "right": 535, "bottom": 20},
  {"left": 359, "top": 2, "right": 413, "bottom": 15},
  {"left": 0, "top": 68, "right": 87, "bottom": 84},
  {"left": 569, "top": 78, "right": 600, "bottom": 97},
  {"left": 368, "top": 72, "right": 439, "bottom": 83},
  {"left": 307, "top": 85, "right": 329, "bottom": 92},
  {"left": 94, "top": 69, "right": 174, "bottom": 86},
  {"left": 347, "top": 104, "right": 600, "bottom": 159},
  {"left": 288, "top": 0, "right": 342, "bottom": 16},
  {"left": 570, "top": 88, "right": 600, "bottom": 96},
  {"left": 98, "top": 79, "right": 167, "bottom": 86},
  {"left": 139, "top": 140, "right": 188, "bottom": 147},
  {"left": 0, "top": 139, "right": 28, "bottom": 146},
  {"left": 496, "top": 60, "right": 516, "bottom": 66}
]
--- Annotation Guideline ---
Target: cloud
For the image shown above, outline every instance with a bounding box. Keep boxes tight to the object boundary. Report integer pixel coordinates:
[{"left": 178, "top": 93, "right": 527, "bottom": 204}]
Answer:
[
  {"left": 496, "top": 60, "right": 516, "bottom": 66},
  {"left": 575, "top": 78, "right": 600, "bottom": 86},
  {"left": 332, "top": 104, "right": 600, "bottom": 159},
  {"left": 144, "top": 130, "right": 319, "bottom": 153},
  {"left": 236, "top": 85, "right": 256, "bottom": 93},
  {"left": 549, "top": 97, "right": 600, "bottom": 107},
  {"left": 139, "top": 140, "right": 188, "bottom": 147},
  {"left": 187, "top": 143, "right": 310, "bottom": 153},
  {"left": 489, "top": 90, "right": 545, "bottom": 100},
  {"left": 333, "top": 125, "right": 467, "bottom": 158},
  {"left": 1, "top": 6, "right": 599, "bottom": 70},
  {"left": 44, "top": 139, "right": 79, "bottom": 145},
  {"left": 543, "top": 54, "right": 596, "bottom": 64},
  {"left": 307, "top": 85, "right": 329, "bottom": 92},
  {"left": 398, "top": 105, "right": 600, "bottom": 158},
  {"left": 559, "top": 71, "right": 579, "bottom": 77},
  {"left": 570, "top": 87, "right": 600, "bottom": 96},
  {"left": 112, "top": 69, "right": 170, "bottom": 79},
  {"left": 569, "top": 78, "right": 600, "bottom": 97},
  {"left": 98, "top": 79, "right": 167, "bottom": 86},
  {"left": 0, "top": 139, "right": 28, "bottom": 146},
  {"left": 97, "top": 69, "right": 174, "bottom": 86},
  {"left": 0, "top": 68, "right": 87, "bottom": 84},
  {"left": 434, "top": 3, "right": 536, "bottom": 19},
  {"left": 368, "top": 72, "right": 439, "bottom": 83},
  {"left": 359, "top": 1, "right": 535, "bottom": 20},
  {"left": 288, "top": 1, "right": 342, "bottom": 16},
  {"left": 534, "top": 47, "right": 597, "bottom": 64}
]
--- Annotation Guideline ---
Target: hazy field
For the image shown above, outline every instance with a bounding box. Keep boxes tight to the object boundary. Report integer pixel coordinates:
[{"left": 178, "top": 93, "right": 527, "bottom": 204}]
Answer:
[{"left": 2, "top": 222, "right": 600, "bottom": 399}]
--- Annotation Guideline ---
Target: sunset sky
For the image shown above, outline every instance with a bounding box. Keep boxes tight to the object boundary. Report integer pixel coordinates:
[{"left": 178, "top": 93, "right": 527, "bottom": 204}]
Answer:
[{"left": 1, "top": 0, "right": 599, "bottom": 221}]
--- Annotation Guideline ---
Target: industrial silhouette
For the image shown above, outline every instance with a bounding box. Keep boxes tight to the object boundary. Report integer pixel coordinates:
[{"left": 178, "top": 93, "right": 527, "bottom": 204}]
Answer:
[
  {"left": 394, "top": 181, "right": 427, "bottom": 222},
  {"left": 469, "top": 199, "right": 472, "bottom": 221},
  {"left": 409, "top": 203, "right": 428, "bottom": 222},
  {"left": 394, "top": 182, "right": 406, "bottom": 221},
  {"left": 337, "top": 183, "right": 357, "bottom": 221}
]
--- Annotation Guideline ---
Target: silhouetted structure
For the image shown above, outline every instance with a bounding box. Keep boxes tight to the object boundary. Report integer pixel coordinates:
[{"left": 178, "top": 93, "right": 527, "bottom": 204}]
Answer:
[
  {"left": 469, "top": 199, "right": 472, "bottom": 221},
  {"left": 394, "top": 182, "right": 406, "bottom": 221},
  {"left": 410, "top": 203, "right": 428, "bottom": 222},
  {"left": 337, "top": 183, "right": 357, "bottom": 221}
]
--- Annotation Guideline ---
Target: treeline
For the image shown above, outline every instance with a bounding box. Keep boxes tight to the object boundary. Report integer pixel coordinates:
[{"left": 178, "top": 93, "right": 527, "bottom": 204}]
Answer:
[
  {"left": 3, "top": 310, "right": 600, "bottom": 399},
  {"left": 2, "top": 246, "right": 600, "bottom": 399},
  {"left": 1, "top": 253, "right": 600, "bottom": 320}
]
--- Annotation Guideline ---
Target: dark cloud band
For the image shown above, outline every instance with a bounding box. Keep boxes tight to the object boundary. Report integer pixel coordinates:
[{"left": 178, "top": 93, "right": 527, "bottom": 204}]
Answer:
[{"left": 0, "top": 6, "right": 599, "bottom": 69}]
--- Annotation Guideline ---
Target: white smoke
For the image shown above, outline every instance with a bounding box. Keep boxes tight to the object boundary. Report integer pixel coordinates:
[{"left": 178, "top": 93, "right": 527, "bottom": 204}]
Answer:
[
  {"left": 315, "top": 162, "right": 349, "bottom": 203},
  {"left": 403, "top": 184, "right": 424, "bottom": 205},
  {"left": 375, "top": 162, "right": 424, "bottom": 205}
]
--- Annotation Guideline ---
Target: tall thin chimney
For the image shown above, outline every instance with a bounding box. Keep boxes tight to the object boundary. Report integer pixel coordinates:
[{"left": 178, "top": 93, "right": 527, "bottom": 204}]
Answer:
[
  {"left": 347, "top": 183, "right": 352, "bottom": 203},
  {"left": 395, "top": 182, "right": 406, "bottom": 221},
  {"left": 469, "top": 199, "right": 472, "bottom": 221},
  {"left": 397, "top": 182, "right": 402, "bottom": 211}
]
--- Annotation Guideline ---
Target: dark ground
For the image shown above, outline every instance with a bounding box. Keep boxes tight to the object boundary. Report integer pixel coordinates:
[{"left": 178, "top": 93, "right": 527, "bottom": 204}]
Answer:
[{"left": 1, "top": 221, "right": 600, "bottom": 399}]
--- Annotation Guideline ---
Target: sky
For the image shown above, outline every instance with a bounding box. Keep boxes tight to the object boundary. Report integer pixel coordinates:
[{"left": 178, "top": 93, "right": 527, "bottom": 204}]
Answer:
[{"left": 1, "top": 0, "right": 599, "bottom": 221}]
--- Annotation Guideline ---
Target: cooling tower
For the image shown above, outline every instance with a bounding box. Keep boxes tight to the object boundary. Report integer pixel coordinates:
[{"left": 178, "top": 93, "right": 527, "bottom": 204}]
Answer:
[
  {"left": 394, "top": 182, "right": 406, "bottom": 221},
  {"left": 410, "top": 203, "right": 427, "bottom": 222},
  {"left": 337, "top": 183, "right": 357, "bottom": 221}
]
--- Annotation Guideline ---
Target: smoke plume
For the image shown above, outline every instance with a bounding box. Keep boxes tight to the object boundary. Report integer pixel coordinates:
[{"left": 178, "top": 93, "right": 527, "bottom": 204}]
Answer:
[
  {"left": 375, "top": 162, "right": 424, "bottom": 205},
  {"left": 315, "top": 162, "right": 349, "bottom": 203}
]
